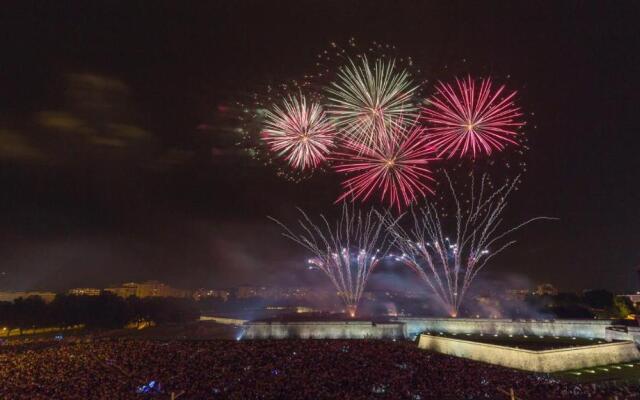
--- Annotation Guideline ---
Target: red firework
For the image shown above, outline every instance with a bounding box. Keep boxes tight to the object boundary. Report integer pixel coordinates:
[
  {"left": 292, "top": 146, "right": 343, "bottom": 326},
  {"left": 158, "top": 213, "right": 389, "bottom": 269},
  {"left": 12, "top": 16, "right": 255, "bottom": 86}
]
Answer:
[
  {"left": 422, "top": 76, "right": 524, "bottom": 159},
  {"left": 334, "top": 123, "right": 437, "bottom": 211}
]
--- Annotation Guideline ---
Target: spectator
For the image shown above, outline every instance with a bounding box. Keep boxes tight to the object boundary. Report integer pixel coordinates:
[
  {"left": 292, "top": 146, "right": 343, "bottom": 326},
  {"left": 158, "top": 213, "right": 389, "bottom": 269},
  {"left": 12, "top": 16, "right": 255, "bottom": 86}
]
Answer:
[{"left": 1, "top": 338, "right": 638, "bottom": 399}]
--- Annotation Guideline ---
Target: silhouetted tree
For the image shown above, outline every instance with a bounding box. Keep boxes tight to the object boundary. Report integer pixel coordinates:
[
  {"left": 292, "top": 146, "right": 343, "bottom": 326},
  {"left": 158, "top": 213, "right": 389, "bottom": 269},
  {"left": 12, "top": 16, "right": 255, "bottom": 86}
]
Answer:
[
  {"left": 612, "top": 296, "right": 634, "bottom": 319},
  {"left": 583, "top": 289, "right": 614, "bottom": 309},
  {"left": 0, "top": 293, "right": 201, "bottom": 333}
]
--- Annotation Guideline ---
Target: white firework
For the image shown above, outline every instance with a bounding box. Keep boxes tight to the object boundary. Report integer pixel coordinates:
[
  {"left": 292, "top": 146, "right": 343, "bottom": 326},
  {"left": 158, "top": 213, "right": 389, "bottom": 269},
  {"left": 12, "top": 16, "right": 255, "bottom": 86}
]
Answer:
[
  {"left": 270, "top": 205, "right": 395, "bottom": 317},
  {"left": 262, "top": 94, "right": 335, "bottom": 170},
  {"left": 326, "top": 56, "right": 419, "bottom": 147},
  {"left": 388, "top": 173, "right": 554, "bottom": 317}
]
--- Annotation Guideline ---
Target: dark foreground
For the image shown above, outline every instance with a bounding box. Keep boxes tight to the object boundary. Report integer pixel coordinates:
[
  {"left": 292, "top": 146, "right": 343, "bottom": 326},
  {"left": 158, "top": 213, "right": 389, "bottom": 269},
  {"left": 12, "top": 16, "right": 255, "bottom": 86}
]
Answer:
[{"left": 1, "top": 338, "right": 639, "bottom": 399}]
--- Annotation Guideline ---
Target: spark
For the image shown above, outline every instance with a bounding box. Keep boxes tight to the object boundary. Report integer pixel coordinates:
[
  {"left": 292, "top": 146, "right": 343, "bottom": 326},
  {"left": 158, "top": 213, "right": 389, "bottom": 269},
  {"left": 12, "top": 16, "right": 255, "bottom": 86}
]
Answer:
[
  {"left": 387, "top": 173, "right": 554, "bottom": 317},
  {"left": 269, "top": 205, "right": 395, "bottom": 317},
  {"left": 422, "top": 76, "right": 524, "bottom": 159}
]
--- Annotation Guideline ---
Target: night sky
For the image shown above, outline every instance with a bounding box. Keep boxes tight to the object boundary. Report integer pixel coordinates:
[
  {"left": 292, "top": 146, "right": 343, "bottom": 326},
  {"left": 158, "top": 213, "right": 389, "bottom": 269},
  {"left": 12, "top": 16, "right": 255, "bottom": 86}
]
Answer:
[{"left": 1, "top": 1, "right": 639, "bottom": 293}]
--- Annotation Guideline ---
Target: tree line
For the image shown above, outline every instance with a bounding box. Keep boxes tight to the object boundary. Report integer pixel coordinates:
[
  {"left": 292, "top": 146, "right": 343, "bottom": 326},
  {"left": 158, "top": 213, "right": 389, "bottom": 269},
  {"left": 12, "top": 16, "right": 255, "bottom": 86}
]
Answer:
[
  {"left": 523, "top": 289, "right": 636, "bottom": 320},
  {"left": 0, "top": 292, "right": 200, "bottom": 332}
]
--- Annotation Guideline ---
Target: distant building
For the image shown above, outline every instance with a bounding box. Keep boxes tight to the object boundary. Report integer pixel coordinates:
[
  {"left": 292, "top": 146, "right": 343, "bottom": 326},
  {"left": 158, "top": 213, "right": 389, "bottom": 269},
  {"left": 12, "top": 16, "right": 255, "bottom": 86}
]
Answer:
[
  {"left": 105, "top": 281, "right": 190, "bottom": 298},
  {"left": 505, "top": 288, "right": 531, "bottom": 301},
  {"left": 68, "top": 288, "right": 101, "bottom": 296},
  {"left": 232, "top": 286, "right": 312, "bottom": 300},
  {"left": 192, "top": 288, "right": 230, "bottom": 302},
  {"left": 286, "top": 287, "right": 310, "bottom": 300},
  {"left": 235, "top": 286, "right": 271, "bottom": 299},
  {"left": 105, "top": 282, "right": 138, "bottom": 298},
  {"left": 0, "top": 291, "right": 57, "bottom": 303},
  {"left": 535, "top": 283, "right": 558, "bottom": 296}
]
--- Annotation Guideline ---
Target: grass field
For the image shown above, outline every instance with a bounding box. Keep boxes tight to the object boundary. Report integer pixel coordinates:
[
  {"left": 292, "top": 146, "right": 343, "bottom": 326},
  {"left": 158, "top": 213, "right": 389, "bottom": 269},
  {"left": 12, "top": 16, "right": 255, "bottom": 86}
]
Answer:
[{"left": 553, "top": 361, "right": 640, "bottom": 383}]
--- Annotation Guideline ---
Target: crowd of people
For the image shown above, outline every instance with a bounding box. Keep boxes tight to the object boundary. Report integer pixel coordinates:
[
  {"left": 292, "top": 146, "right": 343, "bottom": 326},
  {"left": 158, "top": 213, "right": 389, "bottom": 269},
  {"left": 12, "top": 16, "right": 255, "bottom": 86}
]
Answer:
[{"left": 1, "top": 337, "right": 639, "bottom": 399}]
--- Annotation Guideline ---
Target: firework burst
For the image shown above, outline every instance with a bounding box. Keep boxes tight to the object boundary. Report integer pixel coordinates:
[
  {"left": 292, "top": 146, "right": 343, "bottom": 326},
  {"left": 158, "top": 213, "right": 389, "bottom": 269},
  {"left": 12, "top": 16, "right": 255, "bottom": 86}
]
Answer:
[
  {"left": 334, "top": 122, "right": 437, "bottom": 212},
  {"left": 422, "top": 76, "right": 524, "bottom": 159},
  {"left": 326, "top": 56, "right": 419, "bottom": 147},
  {"left": 388, "top": 173, "right": 554, "bottom": 317},
  {"left": 261, "top": 94, "right": 335, "bottom": 170},
  {"left": 269, "top": 205, "right": 394, "bottom": 317}
]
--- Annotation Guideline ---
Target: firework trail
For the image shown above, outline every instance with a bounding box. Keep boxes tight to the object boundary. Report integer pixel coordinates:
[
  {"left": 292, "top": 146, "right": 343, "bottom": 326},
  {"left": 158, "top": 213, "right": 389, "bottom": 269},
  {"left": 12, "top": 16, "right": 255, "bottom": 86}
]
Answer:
[
  {"left": 334, "top": 121, "right": 437, "bottom": 212},
  {"left": 269, "top": 205, "right": 395, "bottom": 317},
  {"left": 422, "top": 76, "right": 524, "bottom": 159},
  {"left": 388, "top": 173, "right": 554, "bottom": 317},
  {"left": 326, "top": 56, "right": 419, "bottom": 148},
  {"left": 262, "top": 94, "right": 335, "bottom": 170}
]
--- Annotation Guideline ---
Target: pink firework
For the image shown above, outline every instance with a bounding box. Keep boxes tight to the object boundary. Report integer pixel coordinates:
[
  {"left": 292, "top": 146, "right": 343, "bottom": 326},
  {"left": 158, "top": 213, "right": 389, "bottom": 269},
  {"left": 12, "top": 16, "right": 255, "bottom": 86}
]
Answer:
[
  {"left": 262, "top": 94, "right": 335, "bottom": 170},
  {"left": 422, "top": 76, "right": 524, "bottom": 159},
  {"left": 334, "top": 123, "right": 437, "bottom": 211}
]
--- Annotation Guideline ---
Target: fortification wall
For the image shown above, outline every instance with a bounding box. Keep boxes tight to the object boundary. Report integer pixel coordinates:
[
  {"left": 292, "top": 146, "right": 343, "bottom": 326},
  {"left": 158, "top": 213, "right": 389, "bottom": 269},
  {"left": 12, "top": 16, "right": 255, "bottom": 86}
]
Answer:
[
  {"left": 242, "top": 321, "right": 404, "bottom": 339},
  {"left": 400, "top": 318, "right": 613, "bottom": 339},
  {"left": 417, "top": 334, "right": 640, "bottom": 373},
  {"left": 243, "top": 318, "right": 619, "bottom": 341},
  {"left": 605, "top": 326, "right": 640, "bottom": 345}
]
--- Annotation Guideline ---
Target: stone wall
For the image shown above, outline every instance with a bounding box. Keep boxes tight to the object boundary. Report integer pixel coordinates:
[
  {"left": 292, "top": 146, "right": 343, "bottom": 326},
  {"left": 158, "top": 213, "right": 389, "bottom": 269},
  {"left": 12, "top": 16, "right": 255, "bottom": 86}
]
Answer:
[
  {"left": 242, "top": 318, "right": 622, "bottom": 341},
  {"left": 242, "top": 321, "right": 404, "bottom": 339},
  {"left": 605, "top": 326, "right": 640, "bottom": 345},
  {"left": 400, "top": 318, "right": 613, "bottom": 339},
  {"left": 417, "top": 334, "right": 640, "bottom": 373}
]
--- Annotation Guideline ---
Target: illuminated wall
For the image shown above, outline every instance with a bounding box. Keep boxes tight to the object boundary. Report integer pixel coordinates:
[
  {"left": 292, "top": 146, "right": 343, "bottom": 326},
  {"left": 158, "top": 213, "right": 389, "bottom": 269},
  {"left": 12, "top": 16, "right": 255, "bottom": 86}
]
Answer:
[
  {"left": 399, "top": 318, "right": 614, "bottom": 339},
  {"left": 417, "top": 334, "right": 640, "bottom": 372},
  {"left": 242, "top": 321, "right": 404, "bottom": 339},
  {"left": 243, "top": 318, "right": 626, "bottom": 342},
  {"left": 605, "top": 326, "right": 640, "bottom": 345}
]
